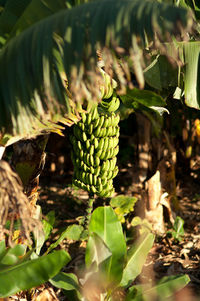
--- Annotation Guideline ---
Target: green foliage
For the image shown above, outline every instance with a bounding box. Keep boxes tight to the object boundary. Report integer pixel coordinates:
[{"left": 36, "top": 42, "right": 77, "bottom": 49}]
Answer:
[
  {"left": 126, "top": 274, "right": 190, "bottom": 301},
  {"left": 0, "top": 206, "right": 86, "bottom": 298},
  {"left": 0, "top": 0, "right": 31, "bottom": 44},
  {"left": 86, "top": 206, "right": 126, "bottom": 284},
  {"left": 110, "top": 195, "right": 138, "bottom": 223},
  {"left": 7, "top": 0, "right": 67, "bottom": 40},
  {"left": 0, "top": 0, "right": 193, "bottom": 139},
  {"left": 50, "top": 272, "right": 80, "bottom": 291},
  {"left": 144, "top": 41, "right": 200, "bottom": 111},
  {"left": 0, "top": 241, "right": 26, "bottom": 267},
  {"left": 49, "top": 206, "right": 190, "bottom": 300},
  {"left": 120, "top": 232, "right": 154, "bottom": 288},
  {"left": 46, "top": 224, "right": 84, "bottom": 254},
  {"left": 131, "top": 216, "right": 153, "bottom": 235},
  {"left": 167, "top": 216, "right": 185, "bottom": 242},
  {"left": 0, "top": 242, "right": 70, "bottom": 298},
  {"left": 144, "top": 55, "right": 178, "bottom": 91},
  {"left": 42, "top": 210, "right": 56, "bottom": 241},
  {"left": 120, "top": 88, "right": 166, "bottom": 109}
]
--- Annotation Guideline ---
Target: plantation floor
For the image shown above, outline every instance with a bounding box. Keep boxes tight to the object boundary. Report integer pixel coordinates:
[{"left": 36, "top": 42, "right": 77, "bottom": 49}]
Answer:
[{"left": 33, "top": 168, "right": 200, "bottom": 301}]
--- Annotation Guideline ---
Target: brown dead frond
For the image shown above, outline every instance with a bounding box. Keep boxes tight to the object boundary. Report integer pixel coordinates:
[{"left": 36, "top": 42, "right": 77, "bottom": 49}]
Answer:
[{"left": 0, "top": 160, "right": 41, "bottom": 246}]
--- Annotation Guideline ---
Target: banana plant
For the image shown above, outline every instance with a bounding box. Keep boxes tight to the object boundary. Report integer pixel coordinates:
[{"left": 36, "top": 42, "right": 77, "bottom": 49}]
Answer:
[
  {"left": 0, "top": 240, "right": 71, "bottom": 298},
  {"left": 50, "top": 206, "right": 190, "bottom": 301},
  {"left": 0, "top": 0, "right": 192, "bottom": 219},
  {"left": 0, "top": 207, "right": 84, "bottom": 298},
  {"left": 0, "top": 0, "right": 194, "bottom": 145},
  {"left": 143, "top": 0, "right": 200, "bottom": 110}
]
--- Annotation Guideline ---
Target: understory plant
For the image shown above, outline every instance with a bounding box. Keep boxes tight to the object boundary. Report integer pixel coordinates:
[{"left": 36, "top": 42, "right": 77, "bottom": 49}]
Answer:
[
  {"left": 0, "top": 241, "right": 70, "bottom": 298},
  {"left": 167, "top": 216, "right": 185, "bottom": 243},
  {"left": 50, "top": 206, "right": 190, "bottom": 301},
  {"left": 0, "top": 208, "right": 83, "bottom": 298}
]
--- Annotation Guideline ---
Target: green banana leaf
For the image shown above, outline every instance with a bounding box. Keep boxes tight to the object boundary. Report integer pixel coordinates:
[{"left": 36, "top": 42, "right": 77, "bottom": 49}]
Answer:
[
  {"left": 120, "top": 88, "right": 166, "bottom": 108},
  {"left": 110, "top": 195, "right": 138, "bottom": 223},
  {"left": 144, "top": 55, "right": 178, "bottom": 91},
  {"left": 50, "top": 272, "right": 79, "bottom": 291},
  {"left": 85, "top": 232, "right": 112, "bottom": 270},
  {"left": 0, "top": 240, "right": 6, "bottom": 261},
  {"left": 120, "top": 232, "right": 154, "bottom": 288},
  {"left": 0, "top": 244, "right": 26, "bottom": 267},
  {"left": 144, "top": 41, "right": 200, "bottom": 111},
  {"left": 0, "top": 0, "right": 193, "bottom": 139},
  {"left": 42, "top": 210, "right": 56, "bottom": 241},
  {"left": 0, "top": 0, "right": 31, "bottom": 44},
  {"left": 126, "top": 274, "right": 190, "bottom": 301},
  {"left": 86, "top": 206, "right": 126, "bottom": 284},
  {"left": 0, "top": 249, "right": 70, "bottom": 298},
  {"left": 183, "top": 41, "right": 200, "bottom": 109},
  {"left": 46, "top": 224, "right": 83, "bottom": 254},
  {"left": 8, "top": 0, "right": 67, "bottom": 40}
]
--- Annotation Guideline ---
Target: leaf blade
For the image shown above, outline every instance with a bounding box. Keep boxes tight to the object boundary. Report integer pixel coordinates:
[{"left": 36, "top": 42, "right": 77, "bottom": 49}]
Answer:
[
  {"left": 0, "top": 249, "right": 71, "bottom": 298},
  {"left": 120, "top": 232, "right": 154, "bottom": 287}
]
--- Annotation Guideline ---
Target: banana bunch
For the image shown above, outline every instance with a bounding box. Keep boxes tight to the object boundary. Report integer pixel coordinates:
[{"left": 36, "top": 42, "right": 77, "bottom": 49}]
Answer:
[
  {"left": 100, "top": 69, "right": 117, "bottom": 100},
  {"left": 70, "top": 94, "right": 120, "bottom": 198}
]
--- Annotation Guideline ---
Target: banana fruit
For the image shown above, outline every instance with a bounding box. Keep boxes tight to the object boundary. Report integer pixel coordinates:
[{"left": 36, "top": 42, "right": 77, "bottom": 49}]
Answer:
[{"left": 70, "top": 89, "right": 120, "bottom": 198}]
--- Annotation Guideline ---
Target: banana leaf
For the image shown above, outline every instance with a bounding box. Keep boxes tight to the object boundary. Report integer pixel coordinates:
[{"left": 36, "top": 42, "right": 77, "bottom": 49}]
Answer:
[
  {"left": 0, "top": 249, "right": 70, "bottom": 298},
  {"left": 120, "top": 232, "right": 154, "bottom": 288},
  {"left": 86, "top": 206, "right": 126, "bottom": 284},
  {"left": 0, "top": 0, "right": 193, "bottom": 139}
]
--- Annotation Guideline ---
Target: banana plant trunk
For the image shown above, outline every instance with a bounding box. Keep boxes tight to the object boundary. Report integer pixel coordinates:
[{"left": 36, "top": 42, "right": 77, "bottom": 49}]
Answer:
[
  {"left": 11, "top": 135, "right": 49, "bottom": 207},
  {"left": 136, "top": 113, "right": 151, "bottom": 182},
  {"left": 136, "top": 113, "right": 165, "bottom": 233}
]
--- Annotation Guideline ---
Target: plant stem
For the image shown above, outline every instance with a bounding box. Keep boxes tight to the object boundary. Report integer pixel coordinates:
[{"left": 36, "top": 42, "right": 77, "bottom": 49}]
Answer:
[{"left": 85, "top": 193, "right": 95, "bottom": 228}]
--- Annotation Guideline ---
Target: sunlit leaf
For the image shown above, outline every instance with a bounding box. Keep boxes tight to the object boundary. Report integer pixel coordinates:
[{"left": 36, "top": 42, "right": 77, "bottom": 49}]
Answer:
[
  {"left": 121, "top": 88, "right": 166, "bottom": 109},
  {"left": 128, "top": 274, "right": 190, "bottom": 301},
  {"left": 42, "top": 210, "right": 55, "bottom": 241},
  {"left": 110, "top": 195, "right": 137, "bottom": 223},
  {"left": 0, "top": 250, "right": 71, "bottom": 298},
  {"left": 184, "top": 41, "right": 200, "bottom": 110},
  {"left": 0, "top": 244, "right": 26, "bottom": 267},
  {"left": 87, "top": 206, "right": 126, "bottom": 284},
  {"left": 120, "top": 233, "right": 154, "bottom": 288},
  {"left": 85, "top": 233, "right": 112, "bottom": 268},
  {"left": 46, "top": 224, "right": 83, "bottom": 254}
]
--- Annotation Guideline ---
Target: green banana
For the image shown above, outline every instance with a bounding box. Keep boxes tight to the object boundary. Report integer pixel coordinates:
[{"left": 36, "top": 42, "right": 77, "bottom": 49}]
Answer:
[
  {"left": 71, "top": 85, "right": 120, "bottom": 197},
  {"left": 93, "top": 118, "right": 100, "bottom": 129},
  {"left": 94, "top": 126, "right": 101, "bottom": 137},
  {"left": 81, "top": 112, "right": 87, "bottom": 123},
  {"left": 86, "top": 112, "right": 92, "bottom": 125},
  {"left": 94, "top": 138, "right": 99, "bottom": 149},
  {"left": 90, "top": 145, "right": 94, "bottom": 155},
  {"left": 99, "top": 115, "right": 105, "bottom": 128}
]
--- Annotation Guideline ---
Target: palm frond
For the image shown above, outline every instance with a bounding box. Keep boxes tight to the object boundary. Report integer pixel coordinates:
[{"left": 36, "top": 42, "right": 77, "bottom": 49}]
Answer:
[{"left": 0, "top": 0, "right": 194, "bottom": 140}]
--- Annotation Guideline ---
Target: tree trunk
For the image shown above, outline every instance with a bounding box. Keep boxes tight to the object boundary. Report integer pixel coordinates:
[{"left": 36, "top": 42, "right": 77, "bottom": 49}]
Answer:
[
  {"left": 136, "top": 113, "right": 166, "bottom": 233},
  {"left": 136, "top": 113, "right": 151, "bottom": 183},
  {"left": 144, "top": 170, "right": 165, "bottom": 233},
  {"left": 11, "top": 135, "right": 49, "bottom": 207}
]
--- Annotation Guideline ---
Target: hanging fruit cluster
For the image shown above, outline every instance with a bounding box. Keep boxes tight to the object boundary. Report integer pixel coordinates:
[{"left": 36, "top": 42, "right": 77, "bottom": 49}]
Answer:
[{"left": 70, "top": 91, "right": 120, "bottom": 198}]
